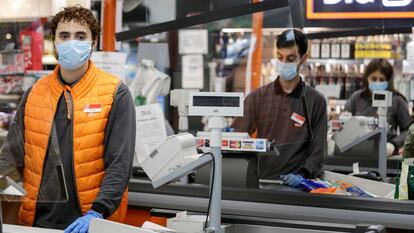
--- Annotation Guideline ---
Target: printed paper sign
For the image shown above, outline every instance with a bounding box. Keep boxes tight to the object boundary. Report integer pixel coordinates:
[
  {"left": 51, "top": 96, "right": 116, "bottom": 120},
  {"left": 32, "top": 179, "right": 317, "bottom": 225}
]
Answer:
[
  {"left": 179, "top": 29, "right": 208, "bottom": 54},
  {"left": 91, "top": 52, "right": 127, "bottom": 83},
  {"left": 135, "top": 104, "right": 167, "bottom": 166},
  {"left": 182, "top": 55, "right": 204, "bottom": 89}
]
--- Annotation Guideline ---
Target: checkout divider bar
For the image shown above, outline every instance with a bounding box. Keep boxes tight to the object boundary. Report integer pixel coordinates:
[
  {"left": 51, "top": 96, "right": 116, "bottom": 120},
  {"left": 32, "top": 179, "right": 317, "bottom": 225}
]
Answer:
[
  {"left": 128, "top": 191, "right": 411, "bottom": 230},
  {"left": 149, "top": 208, "right": 361, "bottom": 232},
  {"left": 128, "top": 179, "right": 414, "bottom": 216}
]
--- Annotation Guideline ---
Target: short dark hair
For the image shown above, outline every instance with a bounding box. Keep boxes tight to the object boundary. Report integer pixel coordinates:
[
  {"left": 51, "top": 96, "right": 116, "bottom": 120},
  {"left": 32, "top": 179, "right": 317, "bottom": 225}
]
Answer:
[
  {"left": 50, "top": 5, "right": 101, "bottom": 41},
  {"left": 276, "top": 29, "right": 308, "bottom": 57}
]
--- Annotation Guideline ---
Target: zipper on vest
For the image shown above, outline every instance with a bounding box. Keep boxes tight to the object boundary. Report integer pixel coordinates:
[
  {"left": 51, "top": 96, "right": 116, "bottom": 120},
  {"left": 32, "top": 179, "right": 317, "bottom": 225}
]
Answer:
[
  {"left": 66, "top": 90, "right": 82, "bottom": 215},
  {"left": 63, "top": 88, "right": 73, "bottom": 120}
]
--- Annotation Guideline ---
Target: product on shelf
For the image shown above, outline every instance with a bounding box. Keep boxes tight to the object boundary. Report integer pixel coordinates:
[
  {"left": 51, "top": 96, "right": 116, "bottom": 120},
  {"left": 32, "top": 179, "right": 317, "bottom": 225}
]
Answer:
[
  {"left": 0, "top": 76, "right": 23, "bottom": 94},
  {"left": 309, "top": 34, "right": 406, "bottom": 60},
  {"left": 309, "top": 39, "right": 321, "bottom": 59},
  {"left": 321, "top": 39, "right": 331, "bottom": 59},
  {"left": 302, "top": 63, "right": 363, "bottom": 100},
  {"left": 0, "top": 50, "right": 25, "bottom": 74},
  {"left": 407, "top": 35, "right": 414, "bottom": 61}
]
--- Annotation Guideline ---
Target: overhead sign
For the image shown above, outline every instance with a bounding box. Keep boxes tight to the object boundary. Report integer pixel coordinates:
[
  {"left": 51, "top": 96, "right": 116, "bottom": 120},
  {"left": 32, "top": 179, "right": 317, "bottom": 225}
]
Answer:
[{"left": 307, "top": 0, "right": 414, "bottom": 19}]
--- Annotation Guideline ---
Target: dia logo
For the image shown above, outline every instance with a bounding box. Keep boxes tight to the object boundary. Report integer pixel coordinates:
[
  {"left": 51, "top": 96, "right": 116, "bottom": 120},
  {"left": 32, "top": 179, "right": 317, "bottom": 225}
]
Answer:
[{"left": 323, "top": 0, "right": 412, "bottom": 7}]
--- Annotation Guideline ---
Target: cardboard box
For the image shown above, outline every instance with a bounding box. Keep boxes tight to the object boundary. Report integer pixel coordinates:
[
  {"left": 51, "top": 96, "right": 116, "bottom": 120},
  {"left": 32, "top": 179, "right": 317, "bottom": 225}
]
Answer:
[{"left": 322, "top": 171, "right": 395, "bottom": 199}]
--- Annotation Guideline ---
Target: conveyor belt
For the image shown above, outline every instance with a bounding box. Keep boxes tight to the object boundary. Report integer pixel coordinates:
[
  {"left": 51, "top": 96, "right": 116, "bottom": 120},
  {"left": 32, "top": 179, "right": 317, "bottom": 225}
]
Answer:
[{"left": 128, "top": 178, "right": 414, "bottom": 230}]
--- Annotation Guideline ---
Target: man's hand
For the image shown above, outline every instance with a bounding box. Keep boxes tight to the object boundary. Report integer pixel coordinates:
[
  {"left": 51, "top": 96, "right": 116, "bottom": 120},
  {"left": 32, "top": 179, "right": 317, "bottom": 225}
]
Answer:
[
  {"left": 64, "top": 210, "right": 103, "bottom": 233},
  {"left": 281, "top": 173, "right": 304, "bottom": 187}
]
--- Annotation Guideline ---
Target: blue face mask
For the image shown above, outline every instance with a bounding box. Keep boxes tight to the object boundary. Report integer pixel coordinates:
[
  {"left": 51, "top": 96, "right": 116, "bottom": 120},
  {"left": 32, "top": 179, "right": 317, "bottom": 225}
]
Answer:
[
  {"left": 56, "top": 40, "right": 92, "bottom": 71},
  {"left": 369, "top": 82, "right": 389, "bottom": 92},
  {"left": 276, "top": 60, "right": 300, "bottom": 81}
]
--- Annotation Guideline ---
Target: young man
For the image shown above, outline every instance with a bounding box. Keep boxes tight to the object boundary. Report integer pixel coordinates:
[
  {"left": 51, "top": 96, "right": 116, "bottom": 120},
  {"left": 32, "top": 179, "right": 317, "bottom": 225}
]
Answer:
[
  {"left": 0, "top": 6, "right": 135, "bottom": 232},
  {"left": 231, "top": 29, "right": 327, "bottom": 187}
]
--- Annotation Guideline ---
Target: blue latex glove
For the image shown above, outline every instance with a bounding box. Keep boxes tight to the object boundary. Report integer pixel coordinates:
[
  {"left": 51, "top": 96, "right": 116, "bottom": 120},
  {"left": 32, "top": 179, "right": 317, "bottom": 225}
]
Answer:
[
  {"left": 64, "top": 210, "right": 103, "bottom": 233},
  {"left": 281, "top": 173, "right": 304, "bottom": 187}
]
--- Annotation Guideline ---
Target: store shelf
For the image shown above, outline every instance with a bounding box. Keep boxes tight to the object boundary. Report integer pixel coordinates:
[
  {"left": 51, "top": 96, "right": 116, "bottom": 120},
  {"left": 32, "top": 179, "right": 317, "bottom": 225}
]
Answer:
[
  {"left": 0, "top": 94, "right": 20, "bottom": 101},
  {"left": 307, "top": 58, "right": 396, "bottom": 65},
  {"left": 25, "top": 70, "right": 53, "bottom": 79},
  {"left": 0, "top": 73, "right": 25, "bottom": 77},
  {"left": 307, "top": 59, "right": 363, "bottom": 65},
  {"left": 214, "top": 57, "right": 245, "bottom": 66},
  {"left": 42, "top": 54, "right": 58, "bottom": 65}
]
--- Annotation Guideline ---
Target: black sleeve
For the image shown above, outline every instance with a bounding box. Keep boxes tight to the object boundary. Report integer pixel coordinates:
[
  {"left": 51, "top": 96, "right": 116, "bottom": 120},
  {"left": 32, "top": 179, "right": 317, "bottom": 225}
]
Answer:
[
  {"left": 0, "top": 88, "right": 31, "bottom": 182},
  {"left": 390, "top": 96, "right": 412, "bottom": 149},
  {"left": 344, "top": 93, "right": 355, "bottom": 114},
  {"left": 299, "top": 93, "right": 327, "bottom": 178},
  {"left": 91, "top": 83, "right": 136, "bottom": 218}
]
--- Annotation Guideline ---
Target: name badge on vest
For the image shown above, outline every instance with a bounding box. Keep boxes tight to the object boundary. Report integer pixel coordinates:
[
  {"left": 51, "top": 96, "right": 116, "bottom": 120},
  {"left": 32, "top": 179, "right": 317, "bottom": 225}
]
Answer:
[
  {"left": 84, "top": 104, "right": 102, "bottom": 115},
  {"left": 291, "top": 112, "right": 305, "bottom": 128}
]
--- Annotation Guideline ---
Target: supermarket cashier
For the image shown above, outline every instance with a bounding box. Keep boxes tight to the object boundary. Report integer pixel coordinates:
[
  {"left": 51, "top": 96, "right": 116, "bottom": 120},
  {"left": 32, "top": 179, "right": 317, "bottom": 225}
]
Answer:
[
  {"left": 231, "top": 29, "right": 327, "bottom": 187},
  {"left": 344, "top": 59, "right": 411, "bottom": 156},
  {"left": 0, "top": 5, "right": 135, "bottom": 232}
]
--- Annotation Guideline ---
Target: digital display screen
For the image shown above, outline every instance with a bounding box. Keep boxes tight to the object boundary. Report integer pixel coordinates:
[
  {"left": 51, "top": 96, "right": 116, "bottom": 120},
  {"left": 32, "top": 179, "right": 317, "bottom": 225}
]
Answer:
[
  {"left": 307, "top": 0, "right": 414, "bottom": 19},
  {"left": 193, "top": 96, "right": 240, "bottom": 107},
  {"left": 374, "top": 94, "right": 386, "bottom": 101}
]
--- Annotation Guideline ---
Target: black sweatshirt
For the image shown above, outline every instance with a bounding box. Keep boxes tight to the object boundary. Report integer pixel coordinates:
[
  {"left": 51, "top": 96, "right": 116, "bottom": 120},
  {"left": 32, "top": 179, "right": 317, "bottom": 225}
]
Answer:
[
  {"left": 345, "top": 89, "right": 412, "bottom": 151},
  {"left": 231, "top": 79, "right": 327, "bottom": 179}
]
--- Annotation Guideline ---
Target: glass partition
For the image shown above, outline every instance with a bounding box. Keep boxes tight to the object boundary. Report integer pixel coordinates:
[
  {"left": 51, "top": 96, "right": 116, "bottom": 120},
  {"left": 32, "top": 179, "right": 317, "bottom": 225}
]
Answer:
[
  {"left": 2, "top": 1, "right": 413, "bottom": 228},
  {"left": 0, "top": 0, "right": 70, "bottom": 226},
  {"left": 124, "top": 0, "right": 414, "bottom": 205}
]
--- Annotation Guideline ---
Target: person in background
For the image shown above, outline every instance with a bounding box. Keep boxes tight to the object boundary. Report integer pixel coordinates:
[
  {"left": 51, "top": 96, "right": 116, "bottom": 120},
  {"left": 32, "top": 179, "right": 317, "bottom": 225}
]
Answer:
[
  {"left": 231, "top": 29, "right": 327, "bottom": 187},
  {"left": 345, "top": 59, "right": 411, "bottom": 157},
  {"left": 0, "top": 5, "right": 135, "bottom": 232}
]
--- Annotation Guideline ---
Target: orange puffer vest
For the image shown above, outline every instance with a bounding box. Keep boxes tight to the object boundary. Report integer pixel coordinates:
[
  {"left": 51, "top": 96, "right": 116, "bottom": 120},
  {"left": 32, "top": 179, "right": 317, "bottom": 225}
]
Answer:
[{"left": 18, "top": 62, "right": 128, "bottom": 226}]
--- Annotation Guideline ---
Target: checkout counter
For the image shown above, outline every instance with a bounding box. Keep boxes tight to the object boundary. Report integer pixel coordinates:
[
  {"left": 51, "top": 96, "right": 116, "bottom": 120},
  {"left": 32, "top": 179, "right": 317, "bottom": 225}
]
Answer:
[
  {"left": 0, "top": 153, "right": 406, "bottom": 232},
  {"left": 2, "top": 225, "right": 61, "bottom": 233},
  {"left": 324, "top": 131, "right": 402, "bottom": 177},
  {"left": 127, "top": 152, "right": 414, "bottom": 232},
  {"left": 1, "top": 93, "right": 407, "bottom": 232}
]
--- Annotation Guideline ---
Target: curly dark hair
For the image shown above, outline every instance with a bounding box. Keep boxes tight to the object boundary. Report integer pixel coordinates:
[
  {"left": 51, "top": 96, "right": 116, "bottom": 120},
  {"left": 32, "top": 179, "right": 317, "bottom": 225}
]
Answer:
[{"left": 50, "top": 5, "right": 101, "bottom": 41}]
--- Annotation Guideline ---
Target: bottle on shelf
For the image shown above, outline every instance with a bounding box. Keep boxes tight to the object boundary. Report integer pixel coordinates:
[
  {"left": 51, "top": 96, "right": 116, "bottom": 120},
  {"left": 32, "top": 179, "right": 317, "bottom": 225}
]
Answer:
[
  {"left": 383, "top": 35, "right": 392, "bottom": 59},
  {"left": 406, "top": 35, "right": 414, "bottom": 61},
  {"left": 349, "top": 36, "right": 356, "bottom": 59},
  {"left": 309, "top": 39, "right": 321, "bottom": 59},
  {"left": 366, "top": 36, "right": 375, "bottom": 59},
  {"left": 341, "top": 38, "right": 352, "bottom": 59},
  {"left": 355, "top": 36, "right": 365, "bottom": 59},
  {"left": 331, "top": 39, "right": 340, "bottom": 59},
  {"left": 321, "top": 39, "right": 331, "bottom": 59},
  {"left": 375, "top": 35, "right": 383, "bottom": 59},
  {"left": 338, "top": 65, "right": 347, "bottom": 99}
]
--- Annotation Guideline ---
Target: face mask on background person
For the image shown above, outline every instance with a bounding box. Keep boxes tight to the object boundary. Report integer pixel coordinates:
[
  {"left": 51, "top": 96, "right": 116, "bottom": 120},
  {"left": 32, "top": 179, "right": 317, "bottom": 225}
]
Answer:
[
  {"left": 368, "top": 81, "right": 389, "bottom": 92},
  {"left": 56, "top": 40, "right": 92, "bottom": 70},
  {"left": 276, "top": 59, "right": 301, "bottom": 81}
]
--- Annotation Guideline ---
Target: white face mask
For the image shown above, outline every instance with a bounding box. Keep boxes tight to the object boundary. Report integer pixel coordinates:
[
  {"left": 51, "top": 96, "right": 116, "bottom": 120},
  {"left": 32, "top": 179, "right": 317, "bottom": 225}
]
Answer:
[{"left": 276, "top": 59, "right": 300, "bottom": 81}]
